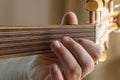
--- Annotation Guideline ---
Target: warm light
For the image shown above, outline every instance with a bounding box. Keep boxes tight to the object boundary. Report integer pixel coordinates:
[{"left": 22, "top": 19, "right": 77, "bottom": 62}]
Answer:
[{"left": 99, "top": 50, "right": 107, "bottom": 62}]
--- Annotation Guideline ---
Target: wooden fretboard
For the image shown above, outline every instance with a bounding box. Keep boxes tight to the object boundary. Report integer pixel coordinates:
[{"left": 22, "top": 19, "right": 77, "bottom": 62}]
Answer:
[{"left": 0, "top": 25, "right": 95, "bottom": 59}]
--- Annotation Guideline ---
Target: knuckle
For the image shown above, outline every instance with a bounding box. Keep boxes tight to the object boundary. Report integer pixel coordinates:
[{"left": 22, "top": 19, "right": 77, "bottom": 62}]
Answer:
[
  {"left": 76, "top": 38, "right": 88, "bottom": 44},
  {"left": 82, "top": 59, "right": 94, "bottom": 74},
  {"left": 77, "top": 38, "right": 102, "bottom": 61},
  {"left": 70, "top": 66, "right": 82, "bottom": 79},
  {"left": 93, "top": 45, "right": 102, "bottom": 61}
]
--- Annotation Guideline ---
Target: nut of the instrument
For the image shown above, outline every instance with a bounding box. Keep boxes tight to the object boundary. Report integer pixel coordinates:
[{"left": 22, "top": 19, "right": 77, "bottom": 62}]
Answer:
[{"left": 86, "top": 0, "right": 103, "bottom": 11}]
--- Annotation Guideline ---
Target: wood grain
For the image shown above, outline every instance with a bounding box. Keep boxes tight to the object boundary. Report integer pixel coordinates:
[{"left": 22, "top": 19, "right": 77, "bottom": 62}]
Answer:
[{"left": 0, "top": 24, "right": 95, "bottom": 59}]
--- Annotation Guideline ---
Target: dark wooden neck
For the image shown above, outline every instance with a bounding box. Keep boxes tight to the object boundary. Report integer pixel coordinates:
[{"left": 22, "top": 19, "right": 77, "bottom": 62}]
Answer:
[{"left": 0, "top": 25, "right": 95, "bottom": 59}]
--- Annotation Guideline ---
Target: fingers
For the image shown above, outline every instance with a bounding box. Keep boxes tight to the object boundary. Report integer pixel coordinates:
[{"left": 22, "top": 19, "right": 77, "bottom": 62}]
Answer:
[
  {"left": 61, "top": 37, "right": 95, "bottom": 78},
  {"left": 50, "top": 64, "right": 64, "bottom": 80},
  {"left": 51, "top": 40, "right": 81, "bottom": 80},
  {"left": 51, "top": 37, "right": 102, "bottom": 79},
  {"left": 49, "top": 12, "right": 100, "bottom": 79},
  {"left": 61, "top": 12, "right": 78, "bottom": 25},
  {"left": 76, "top": 38, "right": 102, "bottom": 62}
]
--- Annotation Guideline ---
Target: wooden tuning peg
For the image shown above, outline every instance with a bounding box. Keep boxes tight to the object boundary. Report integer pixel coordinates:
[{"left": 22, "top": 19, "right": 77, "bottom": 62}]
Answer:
[{"left": 118, "top": 13, "right": 120, "bottom": 27}]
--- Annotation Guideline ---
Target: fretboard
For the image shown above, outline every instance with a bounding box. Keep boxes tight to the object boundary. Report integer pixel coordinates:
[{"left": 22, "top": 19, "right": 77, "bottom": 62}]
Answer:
[{"left": 0, "top": 25, "right": 95, "bottom": 59}]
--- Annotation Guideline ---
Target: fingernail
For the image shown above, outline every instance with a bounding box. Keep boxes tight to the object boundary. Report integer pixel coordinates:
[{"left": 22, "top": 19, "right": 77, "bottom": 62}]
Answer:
[
  {"left": 62, "top": 37, "right": 70, "bottom": 43},
  {"left": 53, "top": 65, "right": 58, "bottom": 71},
  {"left": 52, "top": 64, "right": 58, "bottom": 72},
  {"left": 52, "top": 40, "right": 61, "bottom": 48}
]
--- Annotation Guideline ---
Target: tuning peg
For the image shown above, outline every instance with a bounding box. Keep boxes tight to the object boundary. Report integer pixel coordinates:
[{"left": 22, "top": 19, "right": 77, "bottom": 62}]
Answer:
[
  {"left": 117, "top": 13, "right": 120, "bottom": 27},
  {"left": 86, "top": 0, "right": 103, "bottom": 12}
]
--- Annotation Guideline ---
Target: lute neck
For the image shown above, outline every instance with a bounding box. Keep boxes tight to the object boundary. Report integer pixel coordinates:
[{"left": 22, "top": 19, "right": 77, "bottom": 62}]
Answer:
[{"left": 0, "top": 25, "right": 95, "bottom": 59}]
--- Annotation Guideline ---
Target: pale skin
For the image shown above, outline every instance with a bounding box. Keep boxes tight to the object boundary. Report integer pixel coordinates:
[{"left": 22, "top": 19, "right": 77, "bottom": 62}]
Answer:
[{"left": 47, "top": 12, "right": 102, "bottom": 80}]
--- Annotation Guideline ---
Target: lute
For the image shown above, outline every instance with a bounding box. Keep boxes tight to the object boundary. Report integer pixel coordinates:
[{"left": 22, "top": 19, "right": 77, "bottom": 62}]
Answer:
[{"left": 0, "top": 22, "right": 119, "bottom": 60}]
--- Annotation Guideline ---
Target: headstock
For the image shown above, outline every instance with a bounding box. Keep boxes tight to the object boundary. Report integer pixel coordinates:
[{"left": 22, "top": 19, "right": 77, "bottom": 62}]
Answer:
[{"left": 86, "top": 0, "right": 120, "bottom": 61}]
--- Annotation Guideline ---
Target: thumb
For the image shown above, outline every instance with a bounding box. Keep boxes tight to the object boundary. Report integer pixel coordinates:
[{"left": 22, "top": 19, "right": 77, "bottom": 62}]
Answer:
[{"left": 61, "top": 12, "right": 78, "bottom": 25}]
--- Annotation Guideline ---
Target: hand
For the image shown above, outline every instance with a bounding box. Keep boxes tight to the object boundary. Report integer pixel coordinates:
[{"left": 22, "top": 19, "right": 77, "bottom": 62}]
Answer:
[{"left": 28, "top": 12, "right": 102, "bottom": 80}]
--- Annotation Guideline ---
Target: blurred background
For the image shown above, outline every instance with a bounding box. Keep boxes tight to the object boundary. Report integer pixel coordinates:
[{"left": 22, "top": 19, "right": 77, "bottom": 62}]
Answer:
[
  {"left": 0, "top": 0, "right": 120, "bottom": 80},
  {"left": 0, "top": 0, "right": 89, "bottom": 25}
]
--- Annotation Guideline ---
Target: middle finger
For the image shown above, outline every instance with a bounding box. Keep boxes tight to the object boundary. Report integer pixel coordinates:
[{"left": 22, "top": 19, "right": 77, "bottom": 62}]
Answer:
[
  {"left": 51, "top": 40, "right": 81, "bottom": 80},
  {"left": 61, "top": 37, "right": 95, "bottom": 78}
]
